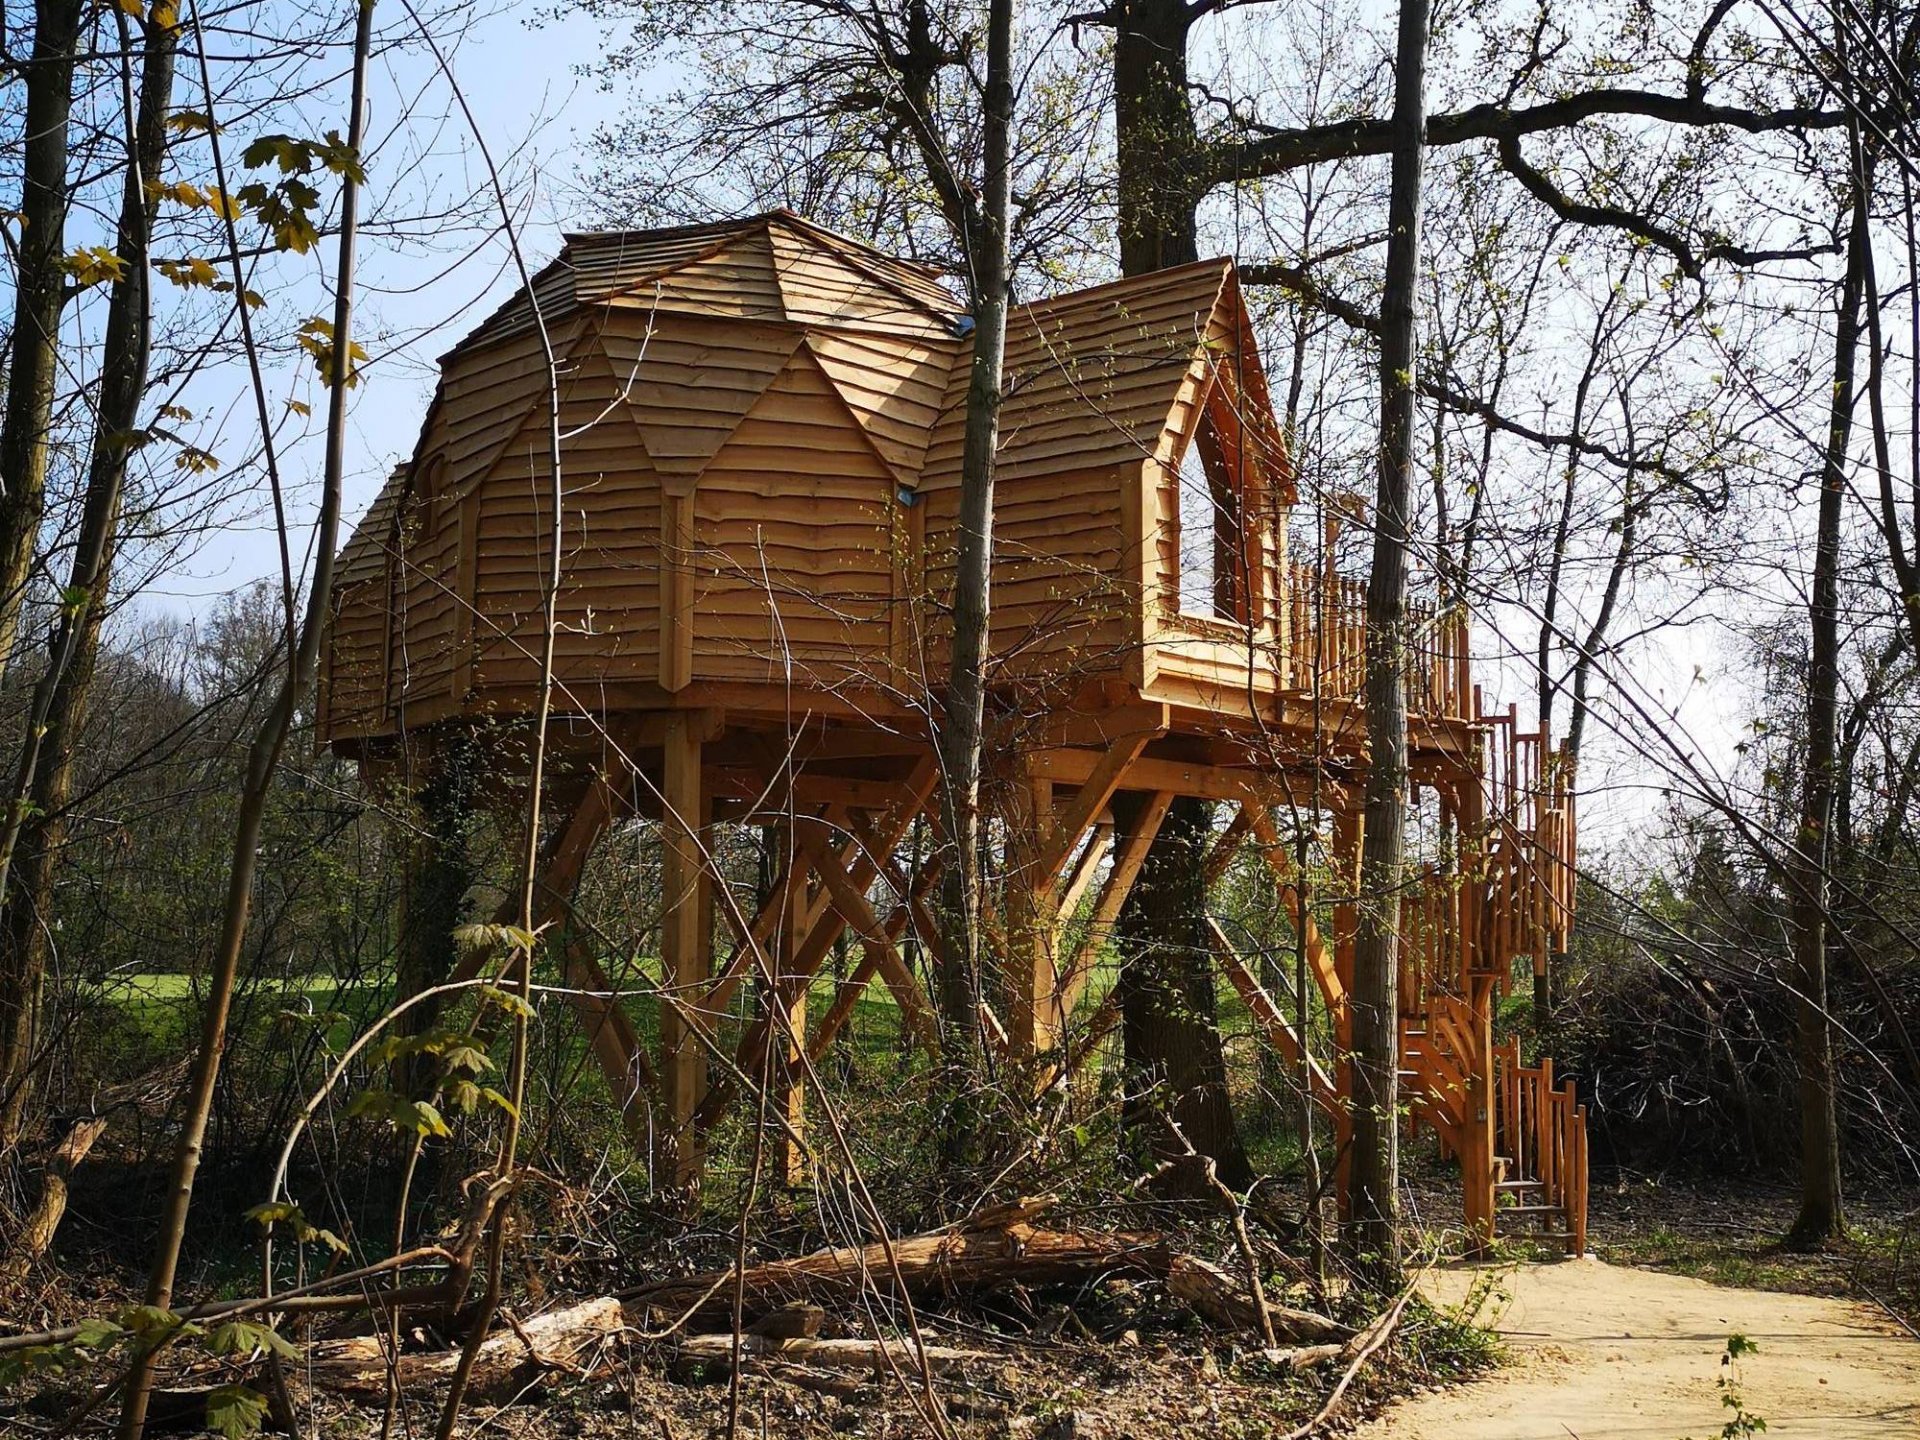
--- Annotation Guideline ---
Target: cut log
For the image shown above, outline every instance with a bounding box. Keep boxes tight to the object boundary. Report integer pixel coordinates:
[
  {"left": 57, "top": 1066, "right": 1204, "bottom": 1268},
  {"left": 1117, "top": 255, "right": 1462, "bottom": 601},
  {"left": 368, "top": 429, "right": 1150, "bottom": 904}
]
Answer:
[
  {"left": 625, "top": 1222, "right": 1160, "bottom": 1330},
  {"left": 301, "top": 1296, "right": 622, "bottom": 1405},
  {"left": 676, "top": 1333, "right": 994, "bottom": 1373},
  {"left": 4, "top": 1115, "right": 108, "bottom": 1277}
]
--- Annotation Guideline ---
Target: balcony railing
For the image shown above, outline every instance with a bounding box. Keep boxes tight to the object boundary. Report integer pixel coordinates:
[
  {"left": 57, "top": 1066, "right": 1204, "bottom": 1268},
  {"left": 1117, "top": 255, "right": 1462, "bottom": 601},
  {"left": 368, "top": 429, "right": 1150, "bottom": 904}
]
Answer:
[{"left": 1280, "top": 562, "right": 1471, "bottom": 718}]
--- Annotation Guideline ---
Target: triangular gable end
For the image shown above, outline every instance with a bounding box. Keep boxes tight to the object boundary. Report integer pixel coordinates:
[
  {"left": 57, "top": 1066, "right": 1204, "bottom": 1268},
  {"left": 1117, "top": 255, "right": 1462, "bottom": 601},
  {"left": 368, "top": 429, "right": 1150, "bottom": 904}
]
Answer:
[
  {"left": 703, "top": 341, "right": 909, "bottom": 500},
  {"left": 603, "top": 311, "right": 803, "bottom": 489},
  {"left": 802, "top": 330, "right": 954, "bottom": 488},
  {"left": 601, "top": 224, "right": 787, "bottom": 322}
]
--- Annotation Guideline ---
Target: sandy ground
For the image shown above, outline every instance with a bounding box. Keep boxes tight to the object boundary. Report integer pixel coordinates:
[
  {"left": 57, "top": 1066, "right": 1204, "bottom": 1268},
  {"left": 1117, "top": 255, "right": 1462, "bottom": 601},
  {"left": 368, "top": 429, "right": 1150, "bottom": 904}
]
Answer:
[{"left": 1354, "top": 1257, "right": 1920, "bottom": 1439}]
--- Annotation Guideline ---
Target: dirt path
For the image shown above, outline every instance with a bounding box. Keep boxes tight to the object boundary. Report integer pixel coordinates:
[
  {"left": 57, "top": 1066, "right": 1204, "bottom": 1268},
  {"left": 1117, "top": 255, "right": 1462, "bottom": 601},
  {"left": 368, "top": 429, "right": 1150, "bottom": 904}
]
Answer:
[{"left": 1355, "top": 1257, "right": 1919, "bottom": 1439}]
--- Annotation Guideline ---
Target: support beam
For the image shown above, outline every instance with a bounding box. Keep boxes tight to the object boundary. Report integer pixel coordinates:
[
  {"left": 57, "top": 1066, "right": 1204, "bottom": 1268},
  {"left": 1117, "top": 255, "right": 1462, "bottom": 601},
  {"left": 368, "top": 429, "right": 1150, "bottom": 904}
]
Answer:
[
  {"left": 695, "top": 761, "right": 937, "bottom": 1134},
  {"left": 1057, "top": 790, "right": 1172, "bottom": 1017},
  {"left": 1205, "top": 917, "right": 1337, "bottom": 1110},
  {"left": 795, "top": 822, "right": 940, "bottom": 1058},
  {"left": 1242, "top": 802, "right": 1349, "bottom": 1046},
  {"left": 770, "top": 829, "right": 807, "bottom": 1186},
  {"left": 1034, "top": 731, "right": 1156, "bottom": 892},
  {"left": 449, "top": 776, "right": 621, "bottom": 986},
  {"left": 658, "top": 712, "right": 709, "bottom": 1189},
  {"left": 558, "top": 936, "right": 653, "bottom": 1156}
]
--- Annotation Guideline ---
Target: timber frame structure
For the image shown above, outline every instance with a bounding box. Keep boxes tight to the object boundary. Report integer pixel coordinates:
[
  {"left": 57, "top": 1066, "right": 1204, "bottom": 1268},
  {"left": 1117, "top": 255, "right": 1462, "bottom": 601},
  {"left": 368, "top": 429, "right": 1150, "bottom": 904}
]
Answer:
[{"left": 319, "top": 212, "right": 1587, "bottom": 1252}]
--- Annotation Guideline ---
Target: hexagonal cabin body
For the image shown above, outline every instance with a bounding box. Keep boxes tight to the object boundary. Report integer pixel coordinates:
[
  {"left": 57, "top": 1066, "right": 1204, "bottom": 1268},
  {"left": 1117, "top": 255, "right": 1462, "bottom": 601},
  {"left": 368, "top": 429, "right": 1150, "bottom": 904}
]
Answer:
[{"left": 317, "top": 210, "right": 1340, "bottom": 756}]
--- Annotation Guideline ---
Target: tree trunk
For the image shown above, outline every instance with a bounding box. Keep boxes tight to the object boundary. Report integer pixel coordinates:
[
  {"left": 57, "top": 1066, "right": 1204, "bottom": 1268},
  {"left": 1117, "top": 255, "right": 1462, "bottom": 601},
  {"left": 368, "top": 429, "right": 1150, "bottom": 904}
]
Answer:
[
  {"left": 932, "top": 0, "right": 1014, "bottom": 1165},
  {"left": 1114, "top": 0, "right": 1201, "bottom": 276},
  {"left": 118, "top": 10, "right": 368, "bottom": 1430},
  {"left": 0, "top": 0, "right": 85, "bottom": 685},
  {"left": 0, "top": 11, "right": 175, "bottom": 1148},
  {"left": 1784, "top": 154, "right": 1867, "bottom": 1251},
  {"left": 1108, "top": 0, "right": 1248, "bottom": 1189},
  {"left": 1347, "top": 0, "right": 1432, "bottom": 1287},
  {"left": 1115, "top": 794, "right": 1251, "bottom": 1192},
  {"left": 392, "top": 739, "right": 477, "bottom": 1100}
]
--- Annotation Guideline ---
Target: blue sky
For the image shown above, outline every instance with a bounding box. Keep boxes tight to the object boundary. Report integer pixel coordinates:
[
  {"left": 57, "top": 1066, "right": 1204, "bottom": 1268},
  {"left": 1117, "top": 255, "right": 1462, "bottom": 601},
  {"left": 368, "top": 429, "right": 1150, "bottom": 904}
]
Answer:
[{"left": 148, "top": 0, "right": 635, "bottom": 605}]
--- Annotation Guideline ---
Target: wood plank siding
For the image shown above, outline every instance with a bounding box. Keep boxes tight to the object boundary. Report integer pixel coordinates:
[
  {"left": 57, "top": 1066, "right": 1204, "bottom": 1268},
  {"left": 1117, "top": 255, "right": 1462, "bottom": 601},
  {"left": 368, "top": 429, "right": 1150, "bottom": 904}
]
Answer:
[{"left": 317, "top": 214, "right": 1369, "bottom": 747}]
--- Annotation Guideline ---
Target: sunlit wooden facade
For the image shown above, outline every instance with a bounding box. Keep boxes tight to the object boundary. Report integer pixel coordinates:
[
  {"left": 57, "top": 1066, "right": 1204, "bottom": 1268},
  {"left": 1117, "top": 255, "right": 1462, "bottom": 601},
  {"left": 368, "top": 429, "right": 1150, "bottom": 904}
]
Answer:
[{"left": 319, "top": 212, "right": 1585, "bottom": 1251}]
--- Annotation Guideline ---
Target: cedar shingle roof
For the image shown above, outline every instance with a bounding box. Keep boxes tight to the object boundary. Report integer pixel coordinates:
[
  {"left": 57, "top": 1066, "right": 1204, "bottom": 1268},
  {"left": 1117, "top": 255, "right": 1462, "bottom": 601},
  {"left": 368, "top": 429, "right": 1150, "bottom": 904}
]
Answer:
[{"left": 341, "top": 222, "right": 1284, "bottom": 583}]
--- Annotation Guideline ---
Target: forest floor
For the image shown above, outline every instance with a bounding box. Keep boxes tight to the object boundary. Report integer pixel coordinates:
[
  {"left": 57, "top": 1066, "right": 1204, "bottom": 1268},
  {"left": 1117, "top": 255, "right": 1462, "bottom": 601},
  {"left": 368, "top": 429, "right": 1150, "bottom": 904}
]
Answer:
[{"left": 1351, "top": 1255, "right": 1920, "bottom": 1439}]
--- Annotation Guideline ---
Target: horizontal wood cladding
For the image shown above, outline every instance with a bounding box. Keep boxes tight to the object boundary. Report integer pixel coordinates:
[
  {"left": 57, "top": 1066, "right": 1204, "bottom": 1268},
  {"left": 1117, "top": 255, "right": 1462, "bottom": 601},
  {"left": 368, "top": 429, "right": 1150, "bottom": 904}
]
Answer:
[
  {"left": 688, "top": 346, "right": 899, "bottom": 689},
  {"left": 317, "top": 225, "right": 1319, "bottom": 747},
  {"left": 320, "top": 576, "right": 388, "bottom": 738},
  {"left": 921, "top": 261, "right": 1228, "bottom": 490}
]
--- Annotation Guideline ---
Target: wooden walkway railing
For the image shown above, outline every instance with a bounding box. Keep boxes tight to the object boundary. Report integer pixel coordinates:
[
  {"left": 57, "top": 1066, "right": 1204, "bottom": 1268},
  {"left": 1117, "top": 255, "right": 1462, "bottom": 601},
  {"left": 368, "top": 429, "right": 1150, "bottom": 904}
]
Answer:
[
  {"left": 1281, "top": 564, "right": 1471, "bottom": 718},
  {"left": 1493, "top": 1038, "right": 1589, "bottom": 1255}
]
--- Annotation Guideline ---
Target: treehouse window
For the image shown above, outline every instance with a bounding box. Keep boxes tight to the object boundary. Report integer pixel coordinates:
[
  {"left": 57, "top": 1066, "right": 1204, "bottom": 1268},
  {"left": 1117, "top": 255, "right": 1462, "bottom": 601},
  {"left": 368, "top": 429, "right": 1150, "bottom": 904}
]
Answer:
[{"left": 1175, "top": 410, "right": 1248, "bottom": 623}]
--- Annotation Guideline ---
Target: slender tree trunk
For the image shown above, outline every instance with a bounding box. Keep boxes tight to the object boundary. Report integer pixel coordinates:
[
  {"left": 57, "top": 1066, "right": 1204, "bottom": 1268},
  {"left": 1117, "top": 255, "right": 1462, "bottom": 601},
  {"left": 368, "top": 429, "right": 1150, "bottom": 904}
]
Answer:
[
  {"left": 0, "top": 12, "right": 175, "bottom": 1148},
  {"left": 1783, "top": 155, "right": 1867, "bottom": 1251},
  {"left": 0, "top": 0, "right": 85, "bottom": 685},
  {"left": 932, "top": 0, "right": 1014, "bottom": 1165},
  {"left": 1347, "top": 0, "right": 1431, "bottom": 1287},
  {"left": 117, "top": 7, "right": 368, "bottom": 1430}
]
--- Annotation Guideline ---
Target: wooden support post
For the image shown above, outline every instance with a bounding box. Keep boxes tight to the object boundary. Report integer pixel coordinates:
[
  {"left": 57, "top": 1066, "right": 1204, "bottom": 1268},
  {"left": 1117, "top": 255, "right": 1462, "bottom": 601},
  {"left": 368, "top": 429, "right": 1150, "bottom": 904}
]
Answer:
[
  {"left": 1330, "top": 808, "right": 1364, "bottom": 1222},
  {"left": 659, "top": 712, "right": 709, "bottom": 1190},
  {"left": 660, "top": 489, "right": 695, "bottom": 692},
  {"left": 1005, "top": 757, "right": 1062, "bottom": 1064},
  {"left": 771, "top": 825, "right": 807, "bottom": 1186}
]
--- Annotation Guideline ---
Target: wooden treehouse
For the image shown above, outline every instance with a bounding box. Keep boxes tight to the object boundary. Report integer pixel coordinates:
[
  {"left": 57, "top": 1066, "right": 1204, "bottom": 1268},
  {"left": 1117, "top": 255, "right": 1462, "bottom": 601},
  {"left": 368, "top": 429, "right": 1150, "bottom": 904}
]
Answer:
[{"left": 318, "top": 211, "right": 1587, "bottom": 1251}]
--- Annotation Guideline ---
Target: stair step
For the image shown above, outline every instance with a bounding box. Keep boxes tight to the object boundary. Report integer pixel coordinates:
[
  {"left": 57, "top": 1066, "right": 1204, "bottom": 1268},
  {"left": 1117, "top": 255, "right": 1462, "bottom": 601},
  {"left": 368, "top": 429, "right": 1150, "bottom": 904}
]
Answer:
[
  {"left": 1499, "top": 1205, "right": 1565, "bottom": 1219},
  {"left": 1496, "top": 1179, "right": 1544, "bottom": 1193}
]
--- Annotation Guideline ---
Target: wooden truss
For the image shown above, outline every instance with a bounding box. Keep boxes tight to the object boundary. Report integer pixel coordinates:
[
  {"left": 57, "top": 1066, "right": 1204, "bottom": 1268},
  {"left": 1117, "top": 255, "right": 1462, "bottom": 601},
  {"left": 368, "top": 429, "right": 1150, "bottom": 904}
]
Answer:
[{"left": 428, "top": 707, "right": 1581, "bottom": 1253}]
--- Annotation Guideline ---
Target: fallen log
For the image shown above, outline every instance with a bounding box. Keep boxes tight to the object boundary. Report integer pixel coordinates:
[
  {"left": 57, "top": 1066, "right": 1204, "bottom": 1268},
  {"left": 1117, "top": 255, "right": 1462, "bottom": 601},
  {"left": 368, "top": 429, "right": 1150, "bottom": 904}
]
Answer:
[
  {"left": 624, "top": 1213, "right": 1348, "bottom": 1343},
  {"left": 301, "top": 1296, "right": 622, "bottom": 1405},
  {"left": 676, "top": 1333, "right": 994, "bottom": 1374},
  {"left": 1165, "top": 1254, "right": 1348, "bottom": 1342}
]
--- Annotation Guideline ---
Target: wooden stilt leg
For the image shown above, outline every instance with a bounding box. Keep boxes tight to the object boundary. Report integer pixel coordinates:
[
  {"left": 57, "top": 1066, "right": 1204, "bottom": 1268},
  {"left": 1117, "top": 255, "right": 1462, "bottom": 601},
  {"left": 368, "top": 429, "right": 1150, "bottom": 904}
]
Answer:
[
  {"left": 772, "top": 825, "right": 808, "bottom": 1186},
  {"left": 1005, "top": 760, "right": 1061, "bottom": 1065},
  {"left": 660, "top": 713, "right": 708, "bottom": 1192}
]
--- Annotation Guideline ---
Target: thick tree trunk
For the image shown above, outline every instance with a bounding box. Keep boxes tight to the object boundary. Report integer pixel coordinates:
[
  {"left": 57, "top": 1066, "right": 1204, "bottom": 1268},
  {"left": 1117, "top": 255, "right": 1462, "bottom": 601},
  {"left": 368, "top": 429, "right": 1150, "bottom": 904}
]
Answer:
[
  {"left": 932, "top": 0, "right": 1013, "bottom": 1163},
  {"left": 1109, "top": 0, "right": 1248, "bottom": 1188},
  {"left": 1784, "top": 163, "right": 1867, "bottom": 1250},
  {"left": 392, "top": 739, "right": 477, "bottom": 1100},
  {"left": 1115, "top": 0, "right": 1201, "bottom": 276},
  {"left": 1347, "top": 0, "right": 1432, "bottom": 1287},
  {"left": 0, "top": 13, "right": 175, "bottom": 1147},
  {"left": 1115, "top": 794, "right": 1251, "bottom": 1192},
  {"left": 0, "top": 0, "right": 85, "bottom": 685}
]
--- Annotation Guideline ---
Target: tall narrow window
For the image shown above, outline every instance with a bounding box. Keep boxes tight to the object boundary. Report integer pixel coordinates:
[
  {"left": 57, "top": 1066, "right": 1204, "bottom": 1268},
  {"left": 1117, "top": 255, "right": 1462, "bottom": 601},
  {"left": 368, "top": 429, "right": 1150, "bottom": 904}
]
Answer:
[{"left": 1176, "top": 418, "right": 1246, "bottom": 621}]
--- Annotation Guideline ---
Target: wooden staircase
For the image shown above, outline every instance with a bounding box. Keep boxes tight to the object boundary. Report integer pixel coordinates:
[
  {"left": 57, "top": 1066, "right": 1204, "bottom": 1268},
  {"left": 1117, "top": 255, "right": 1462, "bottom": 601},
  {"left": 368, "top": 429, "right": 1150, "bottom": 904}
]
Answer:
[{"left": 1391, "top": 701, "right": 1589, "bottom": 1255}]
